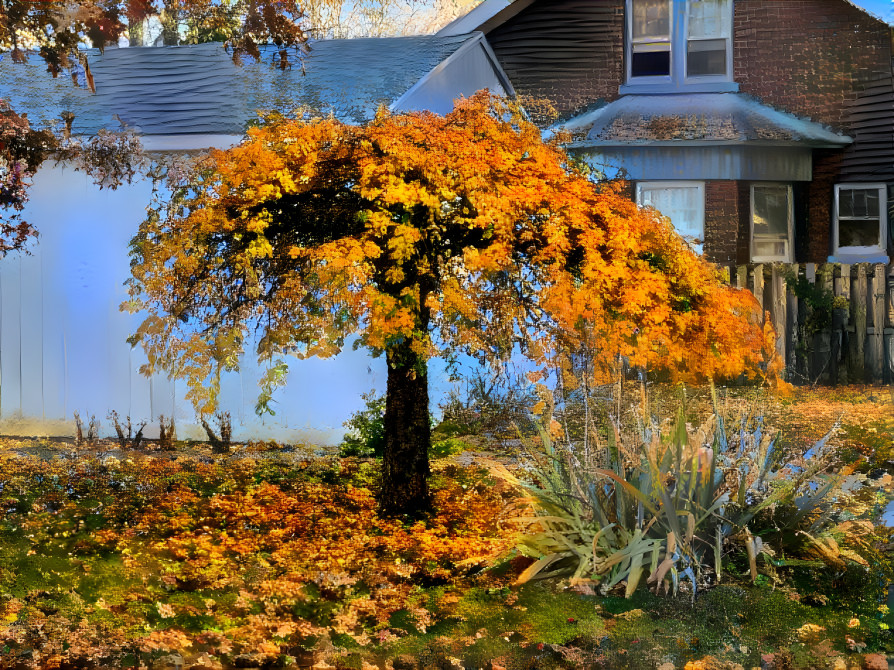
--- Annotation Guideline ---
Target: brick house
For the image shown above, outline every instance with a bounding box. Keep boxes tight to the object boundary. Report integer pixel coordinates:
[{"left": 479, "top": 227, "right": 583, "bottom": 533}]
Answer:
[{"left": 440, "top": 0, "right": 894, "bottom": 267}]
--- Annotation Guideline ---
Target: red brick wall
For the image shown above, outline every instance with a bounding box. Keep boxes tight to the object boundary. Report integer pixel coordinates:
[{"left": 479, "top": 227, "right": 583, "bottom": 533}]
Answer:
[
  {"left": 734, "top": 0, "right": 892, "bottom": 131},
  {"left": 486, "top": 0, "right": 625, "bottom": 121},
  {"left": 733, "top": 1, "right": 891, "bottom": 263},
  {"left": 736, "top": 182, "right": 753, "bottom": 265},
  {"left": 806, "top": 151, "right": 844, "bottom": 260},
  {"left": 704, "top": 181, "right": 740, "bottom": 264}
]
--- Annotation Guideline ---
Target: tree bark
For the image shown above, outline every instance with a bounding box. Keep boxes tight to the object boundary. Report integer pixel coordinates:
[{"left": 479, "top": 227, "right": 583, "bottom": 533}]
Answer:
[{"left": 379, "top": 336, "right": 432, "bottom": 518}]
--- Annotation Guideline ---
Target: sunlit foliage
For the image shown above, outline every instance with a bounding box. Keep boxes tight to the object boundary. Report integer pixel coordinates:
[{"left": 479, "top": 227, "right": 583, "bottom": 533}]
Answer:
[
  {"left": 127, "top": 92, "right": 772, "bottom": 514},
  {"left": 130, "top": 92, "right": 768, "bottom": 401},
  {"left": 0, "top": 450, "right": 517, "bottom": 667}
]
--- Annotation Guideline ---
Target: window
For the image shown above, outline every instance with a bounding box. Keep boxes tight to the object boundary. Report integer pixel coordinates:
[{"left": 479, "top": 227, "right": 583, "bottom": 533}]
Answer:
[
  {"left": 686, "top": 0, "right": 730, "bottom": 77},
  {"left": 636, "top": 181, "right": 705, "bottom": 254},
  {"left": 630, "top": 0, "right": 672, "bottom": 78},
  {"left": 750, "top": 184, "right": 793, "bottom": 262},
  {"left": 833, "top": 184, "right": 887, "bottom": 258},
  {"left": 627, "top": 0, "right": 732, "bottom": 85}
]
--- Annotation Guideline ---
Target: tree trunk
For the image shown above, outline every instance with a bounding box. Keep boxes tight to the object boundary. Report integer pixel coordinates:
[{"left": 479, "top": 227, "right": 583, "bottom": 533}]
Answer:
[{"left": 379, "top": 337, "right": 432, "bottom": 518}]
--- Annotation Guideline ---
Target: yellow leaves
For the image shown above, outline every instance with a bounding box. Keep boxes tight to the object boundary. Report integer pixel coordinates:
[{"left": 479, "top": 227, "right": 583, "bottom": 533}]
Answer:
[
  {"left": 246, "top": 236, "right": 273, "bottom": 260},
  {"left": 140, "top": 628, "right": 194, "bottom": 653},
  {"left": 386, "top": 225, "right": 422, "bottom": 263}
]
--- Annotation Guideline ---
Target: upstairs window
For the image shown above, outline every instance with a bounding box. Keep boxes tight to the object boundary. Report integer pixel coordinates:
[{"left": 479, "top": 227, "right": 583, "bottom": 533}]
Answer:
[
  {"left": 687, "top": 0, "right": 731, "bottom": 77},
  {"left": 630, "top": 0, "right": 672, "bottom": 78},
  {"left": 833, "top": 184, "right": 888, "bottom": 259},
  {"left": 627, "top": 0, "right": 732, "bottom": 85}
]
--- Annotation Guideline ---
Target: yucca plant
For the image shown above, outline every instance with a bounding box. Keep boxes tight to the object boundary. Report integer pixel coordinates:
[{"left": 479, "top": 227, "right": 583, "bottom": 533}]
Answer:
[{"left": 490, "top": 387, "right": 886, "bottom": 599}]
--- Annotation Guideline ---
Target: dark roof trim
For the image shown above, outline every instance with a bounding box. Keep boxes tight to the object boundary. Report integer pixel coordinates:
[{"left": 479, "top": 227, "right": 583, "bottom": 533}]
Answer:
[
  {"left": 437, "top": 0, "right": 536, "bottom": 36},
  {"left": 841, "top": 0, "right": 891, "bottom": 25}
]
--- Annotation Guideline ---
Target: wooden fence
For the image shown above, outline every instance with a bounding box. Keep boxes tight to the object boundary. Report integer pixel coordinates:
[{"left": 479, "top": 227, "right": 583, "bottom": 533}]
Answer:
[{"left": 725, "top": 263, "right": 894, "bottom": 386}]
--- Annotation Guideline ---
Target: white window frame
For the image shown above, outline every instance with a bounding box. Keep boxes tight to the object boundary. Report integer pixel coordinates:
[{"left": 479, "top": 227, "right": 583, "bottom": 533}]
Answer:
[
  {"left": 750, "top": 183, "right": 794, "bottom": 263},
  {"left": 625, "top": 0, "right": 734, "bottom": 88},
  {"left": 627, "top": 0, "right": 673, "bottom": 85},
  {"left": 636, "top": 180, "right": 706, "bottom": 254},
  {"left": 832, "top": 183, "right": 888, "bottom": 259}
]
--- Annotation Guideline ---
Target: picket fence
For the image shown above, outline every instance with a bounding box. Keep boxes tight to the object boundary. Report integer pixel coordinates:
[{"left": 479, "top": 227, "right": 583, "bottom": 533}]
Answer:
[{"left": 723, "top": 262, "right": 894, "bottom": 385}]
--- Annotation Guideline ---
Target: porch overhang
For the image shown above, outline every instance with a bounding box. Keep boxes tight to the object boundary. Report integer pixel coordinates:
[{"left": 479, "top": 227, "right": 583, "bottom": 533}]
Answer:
[
  {"left": 568, "top": 144, "right": 815, "bottom": 181},
  {"left": 552, "top": 92, "right": 852, "bottom": 181}
]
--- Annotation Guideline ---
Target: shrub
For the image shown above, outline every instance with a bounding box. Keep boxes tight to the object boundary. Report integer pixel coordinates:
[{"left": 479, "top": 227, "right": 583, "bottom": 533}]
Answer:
[
  {"left": 494, "top": 388, "right": 891, "bottom": 598},
  {"left": 339, "top": 392, "right": 386, "bottom": 458}
]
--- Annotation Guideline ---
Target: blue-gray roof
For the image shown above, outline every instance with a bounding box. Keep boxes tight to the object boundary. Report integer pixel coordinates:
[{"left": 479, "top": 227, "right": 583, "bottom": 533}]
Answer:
[
  {"left": 0, "top": 34, "right": 479, "bottom": 135},
  {"left": 555, "top": 93, "right": 852, "bottom": 148}
]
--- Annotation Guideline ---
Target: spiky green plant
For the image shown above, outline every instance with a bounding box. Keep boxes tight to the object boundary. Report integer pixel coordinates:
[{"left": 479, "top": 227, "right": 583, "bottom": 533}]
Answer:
[{"left": 491, "top": 389, "right": 886, "bottom": 598}]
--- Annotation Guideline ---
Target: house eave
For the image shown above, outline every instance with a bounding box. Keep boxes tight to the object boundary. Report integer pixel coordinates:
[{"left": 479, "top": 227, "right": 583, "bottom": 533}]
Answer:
[
  {"left": 563, "top": 138, "right": 852, "bottom": 150},
  {"left": 552, "top": 92, "right": 854, "bottom": 149}
]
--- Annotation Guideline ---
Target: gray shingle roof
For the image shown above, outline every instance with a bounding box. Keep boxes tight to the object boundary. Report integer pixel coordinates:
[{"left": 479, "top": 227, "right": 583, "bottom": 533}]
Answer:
[
  {"left": 555, "top": 93, "right": 852, "bottom": 148},
  {"left": 0, "top": 34, "right": 477, "bottom": 135}
]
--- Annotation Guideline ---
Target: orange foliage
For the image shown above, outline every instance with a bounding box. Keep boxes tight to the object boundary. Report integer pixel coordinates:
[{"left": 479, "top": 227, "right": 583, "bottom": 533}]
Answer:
[
  {"left": 128, "top": 92, "right": 770, "bottom": 414},
  {"left": 0, "top": 452, "right": 517, "bottom": 664},
  {"left": 116, "top": 459, "right": 516, "bottom": 650}
]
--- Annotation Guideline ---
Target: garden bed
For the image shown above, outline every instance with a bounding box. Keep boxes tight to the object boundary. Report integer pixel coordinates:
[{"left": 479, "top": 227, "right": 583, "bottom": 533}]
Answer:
[{"left": 0, "top": 386, "right": 891, "bottom": 670}]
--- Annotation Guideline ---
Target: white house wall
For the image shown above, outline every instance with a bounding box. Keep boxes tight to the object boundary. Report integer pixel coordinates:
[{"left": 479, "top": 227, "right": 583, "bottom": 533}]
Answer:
[{"left": 0, "top": 165, "right": 406, "bottom": 444}]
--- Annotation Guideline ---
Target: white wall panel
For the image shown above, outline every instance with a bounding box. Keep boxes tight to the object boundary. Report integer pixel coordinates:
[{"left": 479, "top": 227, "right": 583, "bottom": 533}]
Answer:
[
  {"left": 0, "top": 256, "right": 23, "bottom": 418},
  {"left": 0, "top": 165, "right": 469, "bottom": 444},
  {"left": 18, "top": 250, "right": 45, "bottom": 416}
]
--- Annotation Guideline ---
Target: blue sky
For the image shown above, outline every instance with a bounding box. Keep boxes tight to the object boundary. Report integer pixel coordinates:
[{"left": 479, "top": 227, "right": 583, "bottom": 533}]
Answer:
[{"left": 848, "top": 0, "right": 893, "bottom": 22}]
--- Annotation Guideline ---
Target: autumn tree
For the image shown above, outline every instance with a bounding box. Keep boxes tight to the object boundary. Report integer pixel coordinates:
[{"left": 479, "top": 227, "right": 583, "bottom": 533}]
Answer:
[
  {"left": 126, "top": 92, "right": 769, "bottom": 517},
  {"left": 0, "top": 0, "right": 307, "bottom": 251}
]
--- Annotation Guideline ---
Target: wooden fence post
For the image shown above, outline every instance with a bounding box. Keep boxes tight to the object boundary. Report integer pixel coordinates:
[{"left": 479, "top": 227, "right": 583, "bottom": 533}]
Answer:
[
  {"left": 792, "top": 264, "right": 809, "bottom": 381},
  {"left": 786, "top": 263, "right": 799, "bottom": 374},
  {"left": 852, "top": 265, "right": 868, "bottom": 383},
  {"left": 870, "top": 264, "right": 886, "bottom": 383},
  {"left": 770, "top": 264, "right": 786, "bottom": 367},
  {"left": 726, "top": 262, "right": 888, "bottom": 387},
  {"left": 833, "top": 264, "right": 850, "bottom": 385},
  {"left": 816, "top": 264, "right": 834, "bottom": 384},
  {"left": 882, "top": 263, "right": 894, "bottom": 384},
  {"left": 752, "top": 264, "right": 764, "bottom": 315},
  {"left": 887, "top": 263, "right": 894, "bottom": 382}
]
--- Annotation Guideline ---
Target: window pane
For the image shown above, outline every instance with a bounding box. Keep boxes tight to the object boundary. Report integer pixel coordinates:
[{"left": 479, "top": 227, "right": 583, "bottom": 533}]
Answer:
[
  {"left": 752, "top": 185, "right": 790, "bottom": 260},
  {"left": 753, "top": 186, "right": 789, "bottom": 236},
  {"left": 640, "top": 185, "right": 704, "bottom": 252},
  {"left": 632, "top": 47, "right": 671, "bottom": 77},
  {"left": 839, "top": 188, "right": 879, "bottom": 219},
  {"left": 688, "top": 0, "right": 730, "bottom": 39},
  {"left": 839, "top": 219, "right": 881, "bottom": 247},
  {"left": 753, "top": 239, "right": 788, "bottom": 259},
  {"left": 687, "top": 39, "right": 726, "bottom": 76},
  {"left": 632, "top": 0, "right": 670, "bottom": 40}
]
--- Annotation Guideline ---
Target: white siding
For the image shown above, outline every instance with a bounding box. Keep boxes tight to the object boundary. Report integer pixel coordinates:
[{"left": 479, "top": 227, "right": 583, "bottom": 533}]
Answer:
[{"left": 0, "top": 165, "right": 399, "bottom": 443}]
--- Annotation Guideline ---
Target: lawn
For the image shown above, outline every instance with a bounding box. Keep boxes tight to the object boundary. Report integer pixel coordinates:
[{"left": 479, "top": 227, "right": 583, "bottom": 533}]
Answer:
[{"left": 0, "top": 385, "right": 891, "bottom": 670}]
